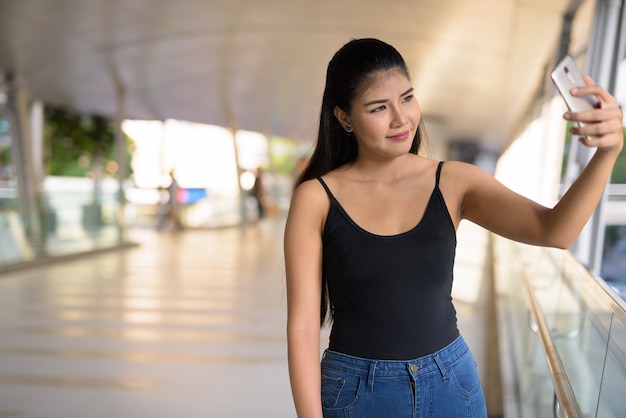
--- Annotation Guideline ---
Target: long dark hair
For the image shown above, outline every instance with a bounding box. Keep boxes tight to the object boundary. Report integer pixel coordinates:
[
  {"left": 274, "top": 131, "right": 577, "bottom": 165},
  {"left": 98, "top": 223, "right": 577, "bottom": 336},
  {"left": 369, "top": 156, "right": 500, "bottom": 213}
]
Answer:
[{"left": 296, "top": 38, "right": 426, "bottom": 325}]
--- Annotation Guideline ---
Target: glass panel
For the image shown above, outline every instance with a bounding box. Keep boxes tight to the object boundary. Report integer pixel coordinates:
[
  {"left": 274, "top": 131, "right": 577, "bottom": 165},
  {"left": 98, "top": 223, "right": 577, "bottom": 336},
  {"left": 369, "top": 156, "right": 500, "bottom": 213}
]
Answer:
[
  {"left": 43, "top": 178, "right": 122, "bottom": 256},
  {"left": 493, "top": 237, "right": 555, "bottom": 418},
  {"left": 0, "top": 101, "right": 34, "bottom": 265},
  {"left": 553, "top": 254, "right": 613, "bottom": 416},
  {"left": 0, "top": 102, "right": 129, "bottom": 269},
  {"left": 493, "top": 235, "right": 626, "bottom": 417},
  {"left": 597, "top": 315, "right": 626, "bottom": 418}
]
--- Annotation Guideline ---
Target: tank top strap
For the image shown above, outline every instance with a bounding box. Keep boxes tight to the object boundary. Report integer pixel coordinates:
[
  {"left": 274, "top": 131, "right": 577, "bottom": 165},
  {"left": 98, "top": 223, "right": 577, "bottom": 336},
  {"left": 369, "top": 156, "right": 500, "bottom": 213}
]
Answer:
[
  {"left": 435, "top": 161, "right": 444, "bottom": 188},
  {"left": 316, "top": 177, "right": 336, "bottom": 201}
]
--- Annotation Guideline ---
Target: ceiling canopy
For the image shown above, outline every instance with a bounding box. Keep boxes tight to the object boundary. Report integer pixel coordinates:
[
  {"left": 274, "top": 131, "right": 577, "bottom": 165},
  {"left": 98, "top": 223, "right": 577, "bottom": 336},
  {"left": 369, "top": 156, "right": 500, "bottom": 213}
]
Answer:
[{"left": 0, "top": 0, "right": 583, "bottom": 149}]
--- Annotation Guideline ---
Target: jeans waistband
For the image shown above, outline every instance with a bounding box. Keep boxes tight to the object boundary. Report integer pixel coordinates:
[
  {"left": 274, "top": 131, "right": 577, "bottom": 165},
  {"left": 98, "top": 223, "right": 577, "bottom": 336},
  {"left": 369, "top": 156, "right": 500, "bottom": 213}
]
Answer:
[{"left": 321, "top": 335, "right": 468, "bottom": 378}]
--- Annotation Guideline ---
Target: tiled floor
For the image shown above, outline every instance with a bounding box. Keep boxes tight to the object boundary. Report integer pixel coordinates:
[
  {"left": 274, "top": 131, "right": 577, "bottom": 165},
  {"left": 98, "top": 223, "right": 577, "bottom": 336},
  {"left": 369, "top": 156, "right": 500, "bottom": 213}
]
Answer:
[{"left": 0, "top": 216, "right": 495, "bottom": 417}]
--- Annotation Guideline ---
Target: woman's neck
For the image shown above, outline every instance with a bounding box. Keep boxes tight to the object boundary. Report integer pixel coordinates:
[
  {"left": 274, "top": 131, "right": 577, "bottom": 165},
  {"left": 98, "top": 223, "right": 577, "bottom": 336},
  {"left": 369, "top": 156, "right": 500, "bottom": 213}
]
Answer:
[{"left": 345, "top": 154, "right": 420, "bottom": 183}]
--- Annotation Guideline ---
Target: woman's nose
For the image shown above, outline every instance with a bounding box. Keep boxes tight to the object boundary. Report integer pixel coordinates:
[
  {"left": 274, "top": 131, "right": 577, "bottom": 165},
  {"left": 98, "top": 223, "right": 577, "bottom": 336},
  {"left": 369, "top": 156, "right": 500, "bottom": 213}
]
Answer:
[{"left": 391, "top": 107, "right": 409, "bottom": 127}]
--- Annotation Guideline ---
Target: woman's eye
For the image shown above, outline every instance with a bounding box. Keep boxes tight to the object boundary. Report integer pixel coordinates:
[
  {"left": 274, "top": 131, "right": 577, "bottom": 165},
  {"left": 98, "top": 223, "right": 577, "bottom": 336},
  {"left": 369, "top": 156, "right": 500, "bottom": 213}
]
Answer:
[
  {"left": 402, "top": 95, "right": 414, "bottom": 103},
  {"left": 371, "top": 105, "right": 386, "bottom": 113}
]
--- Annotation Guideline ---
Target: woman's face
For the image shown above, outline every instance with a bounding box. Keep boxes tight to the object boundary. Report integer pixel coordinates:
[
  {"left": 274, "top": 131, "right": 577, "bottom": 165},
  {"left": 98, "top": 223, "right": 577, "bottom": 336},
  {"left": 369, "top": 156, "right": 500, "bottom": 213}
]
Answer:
[{"left": 346, "top": 68, "right": 421, "bottom": 160}]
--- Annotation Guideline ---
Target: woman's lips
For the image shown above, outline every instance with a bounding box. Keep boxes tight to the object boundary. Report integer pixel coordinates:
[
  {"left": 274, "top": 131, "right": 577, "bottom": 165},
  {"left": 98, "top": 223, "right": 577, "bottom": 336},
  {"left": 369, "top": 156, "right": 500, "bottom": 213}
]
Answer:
[{"left": 387, "top": 130, "right": 410, "bottom": 141}]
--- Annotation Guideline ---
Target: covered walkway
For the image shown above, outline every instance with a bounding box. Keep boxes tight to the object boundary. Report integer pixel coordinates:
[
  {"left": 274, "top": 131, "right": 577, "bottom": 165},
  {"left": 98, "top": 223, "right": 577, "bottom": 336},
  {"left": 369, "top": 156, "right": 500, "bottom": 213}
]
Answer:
[{"left": 1, "top": 1, "right": 625, "bottom": 416}]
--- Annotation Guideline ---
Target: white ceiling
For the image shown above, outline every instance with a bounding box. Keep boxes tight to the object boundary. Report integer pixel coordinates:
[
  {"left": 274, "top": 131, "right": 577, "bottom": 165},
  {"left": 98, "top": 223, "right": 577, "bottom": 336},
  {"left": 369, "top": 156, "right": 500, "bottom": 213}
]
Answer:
[{"left": 0, "top": 0, "right": 582, "bottom": 149}]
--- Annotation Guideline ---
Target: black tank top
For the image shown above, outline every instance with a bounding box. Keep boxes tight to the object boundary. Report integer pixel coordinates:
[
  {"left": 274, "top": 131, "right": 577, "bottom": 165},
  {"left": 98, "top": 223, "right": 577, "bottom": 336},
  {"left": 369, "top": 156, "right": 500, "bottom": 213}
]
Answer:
[{"left": 318, "top": 161, "right": 459, "bottom": 360}]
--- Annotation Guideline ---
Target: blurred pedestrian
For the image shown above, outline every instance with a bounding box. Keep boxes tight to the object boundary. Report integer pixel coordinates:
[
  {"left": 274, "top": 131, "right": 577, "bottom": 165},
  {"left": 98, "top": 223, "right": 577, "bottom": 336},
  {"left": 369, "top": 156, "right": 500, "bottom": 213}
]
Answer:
[
  {"left": 158, "top": 169, "right": 184, "bottom": 231},
  {"left": 251, "top": 167, "right": 266, "bottom": 221}
]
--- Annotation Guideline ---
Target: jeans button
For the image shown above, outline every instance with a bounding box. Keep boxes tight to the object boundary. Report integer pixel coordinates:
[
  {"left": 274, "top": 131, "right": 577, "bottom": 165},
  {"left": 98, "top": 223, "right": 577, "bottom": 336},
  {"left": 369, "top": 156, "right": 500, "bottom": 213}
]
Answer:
[{"left": 411, "top": 364, "right": 419, "bottom": 373}]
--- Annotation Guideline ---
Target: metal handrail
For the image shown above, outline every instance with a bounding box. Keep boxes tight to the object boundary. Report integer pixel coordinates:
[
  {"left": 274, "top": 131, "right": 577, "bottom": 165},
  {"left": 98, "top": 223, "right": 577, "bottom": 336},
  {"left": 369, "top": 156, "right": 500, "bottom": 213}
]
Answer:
[
  {"left": 548, "top": 247, "right": 626, "bottom": 327},
  {"left": 516, "top": 247, "right": 583, "bottom": 418}
]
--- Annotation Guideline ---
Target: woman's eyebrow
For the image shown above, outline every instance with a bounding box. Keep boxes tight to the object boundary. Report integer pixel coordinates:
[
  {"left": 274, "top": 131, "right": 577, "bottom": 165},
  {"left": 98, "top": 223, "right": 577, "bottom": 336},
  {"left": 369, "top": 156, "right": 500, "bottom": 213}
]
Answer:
[{"left": 363, "top": 87, "right": 414, "bottom": 106}]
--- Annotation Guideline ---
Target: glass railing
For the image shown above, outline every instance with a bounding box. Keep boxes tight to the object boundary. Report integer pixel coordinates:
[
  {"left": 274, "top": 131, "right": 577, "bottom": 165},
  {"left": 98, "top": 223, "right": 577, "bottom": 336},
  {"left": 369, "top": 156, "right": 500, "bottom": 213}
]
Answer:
[
  {"left": 493, "top": 235, "right": 626, "bottom": 417},
  {"left": 0, "top": 179, "right": 128, "bottom": 268}
]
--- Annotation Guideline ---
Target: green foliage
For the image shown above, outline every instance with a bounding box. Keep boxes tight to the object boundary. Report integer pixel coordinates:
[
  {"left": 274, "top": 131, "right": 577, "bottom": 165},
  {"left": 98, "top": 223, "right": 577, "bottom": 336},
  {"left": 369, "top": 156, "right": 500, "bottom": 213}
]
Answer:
[
  {"left": 0, "top": 147, "right": 10, "bottom": 164},
  {"left": 269, "top": 136, "right": 298, "bottom": 176},
  {"left": 611, "top": 127, "right": 626, "bottom": 183},
  {"left": 560, "top": 122, "right": 573, "bottom": 181},
  {"left": 44, "top": 105, "right": 132, "bottom": 177}
]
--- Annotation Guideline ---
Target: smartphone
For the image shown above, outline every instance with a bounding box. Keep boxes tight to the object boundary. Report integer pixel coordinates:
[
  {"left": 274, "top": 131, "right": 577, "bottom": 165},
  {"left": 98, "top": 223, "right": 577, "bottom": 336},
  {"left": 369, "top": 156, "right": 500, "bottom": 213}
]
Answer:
[{"left": 550, "top": 55, "right": 598, "bottom": 126}]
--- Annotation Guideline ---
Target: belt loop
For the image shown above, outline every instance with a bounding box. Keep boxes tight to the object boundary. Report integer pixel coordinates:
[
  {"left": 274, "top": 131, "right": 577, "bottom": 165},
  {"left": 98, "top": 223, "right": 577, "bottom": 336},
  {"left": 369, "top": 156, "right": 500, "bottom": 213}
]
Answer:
[
  {"left": 367, "top": 361, "right": 377, "bottom": 393},
  {"left": 433, "top": 354, "right": 448, "bottom": 382}
]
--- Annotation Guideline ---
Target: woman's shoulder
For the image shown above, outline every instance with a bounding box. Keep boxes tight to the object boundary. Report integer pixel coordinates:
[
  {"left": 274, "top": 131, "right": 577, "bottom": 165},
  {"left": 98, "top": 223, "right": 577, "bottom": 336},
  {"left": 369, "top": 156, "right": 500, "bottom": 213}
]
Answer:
[
  {"left": 438, "top": 159, "right": 499, "bottom": 199},
  {"left": 294, "top": 177, "right": 325, "bottom": 193},
  {"left": 439, "top": 160, "right": 492, "bottom": 179},
  {"left": 288, "top": 178, "right": 331, "bottom": 226},
  {"left": 291, "top": 178, "right": 331, "bottom": 206}
]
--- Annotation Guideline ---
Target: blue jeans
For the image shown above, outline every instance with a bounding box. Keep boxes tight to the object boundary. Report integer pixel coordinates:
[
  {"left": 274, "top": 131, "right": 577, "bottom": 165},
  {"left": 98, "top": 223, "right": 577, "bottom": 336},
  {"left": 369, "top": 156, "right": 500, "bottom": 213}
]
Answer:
[{"left": 320, "top": 335, "right": 487, "bottom": 417}]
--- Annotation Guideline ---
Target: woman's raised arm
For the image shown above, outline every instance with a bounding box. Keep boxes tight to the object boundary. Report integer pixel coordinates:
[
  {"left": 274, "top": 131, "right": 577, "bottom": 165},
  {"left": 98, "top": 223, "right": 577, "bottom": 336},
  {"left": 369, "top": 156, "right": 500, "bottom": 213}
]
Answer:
[{"left": 457, "top": 76, "right": 623, "bottom": 247}]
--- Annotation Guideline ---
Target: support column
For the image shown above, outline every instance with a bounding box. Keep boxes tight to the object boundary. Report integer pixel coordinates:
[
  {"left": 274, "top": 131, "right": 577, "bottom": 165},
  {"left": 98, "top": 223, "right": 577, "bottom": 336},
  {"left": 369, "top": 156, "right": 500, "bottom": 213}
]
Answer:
[
  {"left": 115, "top": 83, "right": 127, "bottom": 242},
  {"left": 30, "top": 101, "right": 44, "bottom": 184},
  {"left": 230, "top": 123, "right": 247, "bottom": 226},
  {"left": 218, "top": 15, "right": 246, "bottom": 227},
  {"left": 6, "top": 73, "right": 45, "bottom": 256}
]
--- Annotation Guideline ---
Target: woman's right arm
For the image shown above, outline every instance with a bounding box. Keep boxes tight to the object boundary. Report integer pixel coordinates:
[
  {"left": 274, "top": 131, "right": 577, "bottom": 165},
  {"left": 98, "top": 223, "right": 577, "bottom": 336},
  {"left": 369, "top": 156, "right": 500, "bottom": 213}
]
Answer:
[{"left": 284, "top": 180, "right": 326, "bottom": 418}]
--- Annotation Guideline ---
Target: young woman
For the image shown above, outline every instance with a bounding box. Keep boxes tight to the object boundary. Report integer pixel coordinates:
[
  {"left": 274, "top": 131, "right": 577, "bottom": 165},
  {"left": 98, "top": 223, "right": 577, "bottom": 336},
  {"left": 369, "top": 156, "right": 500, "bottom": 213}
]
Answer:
[{"left": 284, "top": 38, "right": 623, "bottom": 418}]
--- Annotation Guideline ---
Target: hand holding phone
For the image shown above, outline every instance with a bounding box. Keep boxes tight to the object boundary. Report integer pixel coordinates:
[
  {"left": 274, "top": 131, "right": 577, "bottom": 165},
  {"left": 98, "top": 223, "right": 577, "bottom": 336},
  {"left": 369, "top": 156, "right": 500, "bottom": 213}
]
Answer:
[{"left": 550, "top": 55, "right": 598, "bottom": 126}]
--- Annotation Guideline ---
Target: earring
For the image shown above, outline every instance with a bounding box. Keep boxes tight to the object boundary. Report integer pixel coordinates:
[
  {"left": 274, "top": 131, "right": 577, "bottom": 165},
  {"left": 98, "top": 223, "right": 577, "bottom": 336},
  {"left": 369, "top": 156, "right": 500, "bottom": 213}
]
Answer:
[{"left": 344, "top": 123, "right": 351, "bottom": 132}]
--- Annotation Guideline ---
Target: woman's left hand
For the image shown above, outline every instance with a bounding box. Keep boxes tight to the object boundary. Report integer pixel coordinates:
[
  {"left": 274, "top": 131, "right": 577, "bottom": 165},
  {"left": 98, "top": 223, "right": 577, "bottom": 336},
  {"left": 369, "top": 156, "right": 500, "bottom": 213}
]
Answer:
[{"left": 565, "top": 75, "right": 624, "bottom": 154}]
